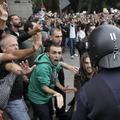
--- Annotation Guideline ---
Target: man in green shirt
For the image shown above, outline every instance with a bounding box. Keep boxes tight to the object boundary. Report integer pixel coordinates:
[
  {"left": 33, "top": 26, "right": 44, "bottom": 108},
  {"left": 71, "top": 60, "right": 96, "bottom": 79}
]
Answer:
[{"left": 28, "top": 42, "right": 68, "bottom": 120}]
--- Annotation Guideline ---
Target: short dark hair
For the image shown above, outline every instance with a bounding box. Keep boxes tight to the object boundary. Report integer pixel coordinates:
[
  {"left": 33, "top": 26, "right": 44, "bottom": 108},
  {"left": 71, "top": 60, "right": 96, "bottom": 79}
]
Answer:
[
  {"left": 24, "top": 20, "right": 34, "bottom": 32},
  {"left": 49, "top": 28, "right": 61, "bottom": 36},
  {"left": 6, "top": 14, "right": 18, "bottom": 27},
  {"left": 46, "top": 41, "right": 61, "bottom": 52}
]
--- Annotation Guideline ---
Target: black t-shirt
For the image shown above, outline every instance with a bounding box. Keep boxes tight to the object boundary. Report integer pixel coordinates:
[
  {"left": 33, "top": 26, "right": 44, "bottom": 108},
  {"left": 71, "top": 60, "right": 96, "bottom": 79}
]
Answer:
[
  {"left": 10, "top": 61, "right": 23, "bottom": 101},
  {"left": 9, "top": 75, "right": 23, "bottom": 101},
  {"left": 0, "top": 61, "right": 23, "bottom": 101},
  {"left": 0, "top": 62, "right": 10, "bottom": 79}
]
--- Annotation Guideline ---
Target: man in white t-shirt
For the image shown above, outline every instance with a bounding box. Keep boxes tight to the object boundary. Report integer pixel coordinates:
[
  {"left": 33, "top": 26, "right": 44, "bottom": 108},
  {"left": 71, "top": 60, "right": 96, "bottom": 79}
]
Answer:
[{"left": 69, "top": 18, "right": 78, "bottom": 59}]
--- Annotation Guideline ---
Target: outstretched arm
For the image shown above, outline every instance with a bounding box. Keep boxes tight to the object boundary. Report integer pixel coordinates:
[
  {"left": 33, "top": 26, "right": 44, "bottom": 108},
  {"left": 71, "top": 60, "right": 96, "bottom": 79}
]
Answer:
[
  {"left": 0, "top": 47, "right": 36, "bottom": 62},
  {"left": 56, "top": 80, "right": 77, "bottom": 93},
  {"left": 0, "top": 31, "right": 42, "bottom": 62},
  {"left": 5, "top": 62, "right": 23, "bottom": 75},
  {"left": 59, "top": 61, "right": 79, "bottom": 73},
  {"left": 42, "top": 85, "right": 64, "bottom": 109}
]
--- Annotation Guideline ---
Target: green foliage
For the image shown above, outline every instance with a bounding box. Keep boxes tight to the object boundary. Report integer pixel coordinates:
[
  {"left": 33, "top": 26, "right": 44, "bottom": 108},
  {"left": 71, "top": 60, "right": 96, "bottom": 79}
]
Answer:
[{"left": 78, "top": 0, "right": 119, "bottom": 12}]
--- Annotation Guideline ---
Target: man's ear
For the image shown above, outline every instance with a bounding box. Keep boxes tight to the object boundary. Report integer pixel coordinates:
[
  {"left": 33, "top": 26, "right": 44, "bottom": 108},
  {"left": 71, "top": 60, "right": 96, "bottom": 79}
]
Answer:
[
  {"left": 10, "top": 21, "right": 13, "bottom": 25},
  {"left": 1, "top": 46, "right": 6, "bottom": 52}
]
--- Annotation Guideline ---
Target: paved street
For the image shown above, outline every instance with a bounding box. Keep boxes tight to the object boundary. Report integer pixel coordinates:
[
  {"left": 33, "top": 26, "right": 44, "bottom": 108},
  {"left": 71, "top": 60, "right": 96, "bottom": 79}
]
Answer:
[
  {"left": 53, "top": 48, "right": 79, "bottom": 120},
  {"left": 63, "top": 48, "right": 79, "bottom": 110}
]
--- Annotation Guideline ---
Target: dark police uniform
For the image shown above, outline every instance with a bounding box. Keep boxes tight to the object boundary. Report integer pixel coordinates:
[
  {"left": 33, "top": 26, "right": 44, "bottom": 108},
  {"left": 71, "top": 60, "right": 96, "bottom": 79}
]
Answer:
[{"left": 72, "top": 68, "right": 120, "bottom": 120}]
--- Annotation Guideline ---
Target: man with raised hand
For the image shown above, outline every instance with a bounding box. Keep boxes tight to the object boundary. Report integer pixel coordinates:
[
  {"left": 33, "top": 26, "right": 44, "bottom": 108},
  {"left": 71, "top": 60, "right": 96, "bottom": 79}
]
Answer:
[
  {"left": 0, "top": 33, "right": 42, "bottom": 119},
  {"left": 28, "top": 42, "right": 76, "bottom": 120}
]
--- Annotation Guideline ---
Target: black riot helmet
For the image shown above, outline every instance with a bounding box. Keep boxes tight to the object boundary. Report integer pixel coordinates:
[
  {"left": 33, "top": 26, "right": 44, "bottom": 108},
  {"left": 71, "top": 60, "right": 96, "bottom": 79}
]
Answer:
[{"left": 88, "top": 24, "right": 120, "bottom": 68}]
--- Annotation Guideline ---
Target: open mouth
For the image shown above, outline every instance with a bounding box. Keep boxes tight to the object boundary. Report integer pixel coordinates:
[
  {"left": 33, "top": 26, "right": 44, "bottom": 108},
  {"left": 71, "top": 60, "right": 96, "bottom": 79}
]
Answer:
[{"left": 54, "top": 59, "right": 59, "bottom": 62}]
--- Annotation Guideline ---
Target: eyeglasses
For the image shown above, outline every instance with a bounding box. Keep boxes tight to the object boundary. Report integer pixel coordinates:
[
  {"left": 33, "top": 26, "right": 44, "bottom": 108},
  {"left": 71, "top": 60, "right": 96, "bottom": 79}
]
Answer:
[{"left": 55, "top": 36, "right": 62, "bottom": 38}]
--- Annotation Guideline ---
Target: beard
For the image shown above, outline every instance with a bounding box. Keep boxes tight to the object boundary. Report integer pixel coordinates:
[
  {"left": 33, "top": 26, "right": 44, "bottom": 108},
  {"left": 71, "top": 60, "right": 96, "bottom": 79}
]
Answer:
[
  {"left": 14, "top": 22, "right": 22, "bottom": 28},
  {"left": 86, "top": 67, "right": 93, "bottom": 74}
]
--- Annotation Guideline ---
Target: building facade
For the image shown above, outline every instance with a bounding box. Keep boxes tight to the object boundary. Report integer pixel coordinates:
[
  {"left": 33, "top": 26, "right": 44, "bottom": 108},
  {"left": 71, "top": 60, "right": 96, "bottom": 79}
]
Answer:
[{"left": 1, "top": 0, "right": 33, "bottom": 19}]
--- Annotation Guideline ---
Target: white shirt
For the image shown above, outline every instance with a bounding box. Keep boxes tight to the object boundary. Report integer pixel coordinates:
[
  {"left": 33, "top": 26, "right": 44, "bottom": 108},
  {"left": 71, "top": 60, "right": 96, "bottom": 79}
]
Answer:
[
  {"left": 76, "top": 30, "right": 86, "bottom": 41},
  {"left": 70, "top": 24, "right": 76, "bottom": 38}
]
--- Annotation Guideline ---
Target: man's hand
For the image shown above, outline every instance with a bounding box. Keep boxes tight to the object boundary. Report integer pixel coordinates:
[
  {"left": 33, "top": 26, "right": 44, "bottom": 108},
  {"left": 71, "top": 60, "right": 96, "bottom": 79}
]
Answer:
[
  {"left": 68, "top": 66, "right": 79, "bottom": 73},
  {"left": 19, "top": 60, "right": 36, "bottom": 82},
  {"left": 19, "top": 60, "right": 36, "bottom": 75},
  {"left": 33, "top": 23, "right": 43, "bottom": 33},
  {"left": 28, "top": 23, "right": 43, "bottom": 35},
  {"left": 0, "top": 2, "right": 8, "bottom": 29},
  {"left": 0, "top": 2, "right": 8, "bottom": 21},
  {"left": 53, "top": 93, "right": 64, "bottom": 108},
  {"left": 32, "top": 32, "right": 42, "bottom": 51},
  {"left": 59, "top": 62, "right": 79, "bottom": 73},
  {"left": 63, "top": 86, "right": 77, "bottom": 93}
]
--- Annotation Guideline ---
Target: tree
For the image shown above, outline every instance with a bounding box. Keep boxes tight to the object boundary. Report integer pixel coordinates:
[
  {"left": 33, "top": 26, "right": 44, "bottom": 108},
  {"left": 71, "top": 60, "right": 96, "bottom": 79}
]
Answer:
[
  {"left": 31, "top": 0, "right": 48, "bottom": 9},
  {"left": 88, "top": 0, "right": 93, "bottom": 13},
  {"left": 70, "top": 0, "right": 120, "bottom": 13}
]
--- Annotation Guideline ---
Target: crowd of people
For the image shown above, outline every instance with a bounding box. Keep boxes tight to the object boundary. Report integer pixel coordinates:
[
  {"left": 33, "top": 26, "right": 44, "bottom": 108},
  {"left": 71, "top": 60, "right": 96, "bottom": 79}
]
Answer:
[
  {"left": 0, "top": 2, "right": 120, "bottom": 120},
  {"left": 0, "top": 2, "right": 78, "bottom": 120}
]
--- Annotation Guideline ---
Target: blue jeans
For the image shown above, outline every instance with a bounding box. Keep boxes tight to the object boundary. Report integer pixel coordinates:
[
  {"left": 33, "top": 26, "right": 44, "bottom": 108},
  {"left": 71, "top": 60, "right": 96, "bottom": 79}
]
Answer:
[
  {"left": 65, "top": 37, "right": 69, "bottom": 48},
  {"left": 69, "top": 38, "right": 76, "bottom": 56},
  {"left": 6, "top": 99, "right": 30, "bottom": 120}
]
